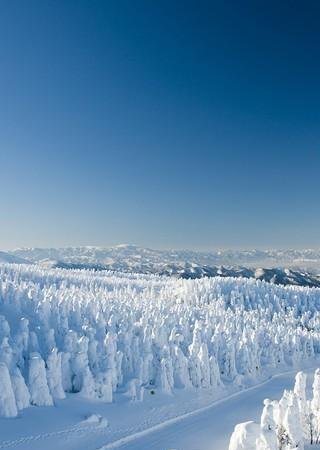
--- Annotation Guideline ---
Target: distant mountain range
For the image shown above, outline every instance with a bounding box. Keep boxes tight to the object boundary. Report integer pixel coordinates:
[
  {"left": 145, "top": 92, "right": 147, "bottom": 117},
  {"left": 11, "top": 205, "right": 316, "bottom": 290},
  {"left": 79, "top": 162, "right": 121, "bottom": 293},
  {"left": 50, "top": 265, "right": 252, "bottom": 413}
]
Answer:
[
  {"left": 2, "top": 245, "right": 319, "bottom": 288},
  {"left": 0, "top": 251, "right": 31, "bottom": 265}
]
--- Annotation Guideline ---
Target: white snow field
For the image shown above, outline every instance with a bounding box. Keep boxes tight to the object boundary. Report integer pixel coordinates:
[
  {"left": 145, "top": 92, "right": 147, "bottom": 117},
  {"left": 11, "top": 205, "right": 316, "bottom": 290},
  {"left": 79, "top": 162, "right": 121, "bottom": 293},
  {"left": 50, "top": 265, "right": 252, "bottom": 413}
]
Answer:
[{"left": 1, "top": 264, "right": 320, "bottom": 449}]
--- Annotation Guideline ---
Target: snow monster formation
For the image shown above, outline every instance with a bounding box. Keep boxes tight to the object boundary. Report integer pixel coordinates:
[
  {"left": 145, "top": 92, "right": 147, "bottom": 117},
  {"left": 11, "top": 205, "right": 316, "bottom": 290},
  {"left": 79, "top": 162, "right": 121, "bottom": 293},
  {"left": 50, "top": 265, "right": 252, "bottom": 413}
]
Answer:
[
  {"left": 228, "top": 369, "right": 320, "bottom": 450},
  {"left": 0, "top": 263, "right": 320, "bottom": 417}
]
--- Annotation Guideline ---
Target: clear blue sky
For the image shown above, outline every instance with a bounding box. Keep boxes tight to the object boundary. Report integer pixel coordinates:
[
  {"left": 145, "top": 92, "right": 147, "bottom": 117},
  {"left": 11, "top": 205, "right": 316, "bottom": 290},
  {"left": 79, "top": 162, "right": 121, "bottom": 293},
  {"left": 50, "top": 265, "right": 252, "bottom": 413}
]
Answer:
[{"left": 0, "top": 1, "right": 319, "bottom": 250}]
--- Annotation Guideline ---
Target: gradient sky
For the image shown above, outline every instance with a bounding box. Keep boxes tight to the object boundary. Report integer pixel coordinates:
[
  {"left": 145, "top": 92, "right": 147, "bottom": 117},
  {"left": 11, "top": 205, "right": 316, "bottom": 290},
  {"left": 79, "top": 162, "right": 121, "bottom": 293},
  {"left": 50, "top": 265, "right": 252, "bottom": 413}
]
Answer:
[{"left": 0, "top": 1, "right": 319, "bottom": 250}]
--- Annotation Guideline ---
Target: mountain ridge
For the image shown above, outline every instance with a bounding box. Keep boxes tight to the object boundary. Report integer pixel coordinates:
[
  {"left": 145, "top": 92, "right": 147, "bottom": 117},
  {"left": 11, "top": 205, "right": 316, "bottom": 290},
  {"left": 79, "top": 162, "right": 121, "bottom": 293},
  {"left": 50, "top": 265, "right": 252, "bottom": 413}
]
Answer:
[{"left": 6, "top": 245, "right": 320, "bottom": 288}]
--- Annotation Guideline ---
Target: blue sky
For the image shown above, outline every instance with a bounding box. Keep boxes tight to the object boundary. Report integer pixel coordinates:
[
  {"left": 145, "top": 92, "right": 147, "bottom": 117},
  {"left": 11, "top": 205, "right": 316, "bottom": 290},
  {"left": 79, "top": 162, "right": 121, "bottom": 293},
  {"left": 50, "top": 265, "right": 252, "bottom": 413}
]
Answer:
[{"left": 0, "top": 1, "right": 319, "bottom": 250}]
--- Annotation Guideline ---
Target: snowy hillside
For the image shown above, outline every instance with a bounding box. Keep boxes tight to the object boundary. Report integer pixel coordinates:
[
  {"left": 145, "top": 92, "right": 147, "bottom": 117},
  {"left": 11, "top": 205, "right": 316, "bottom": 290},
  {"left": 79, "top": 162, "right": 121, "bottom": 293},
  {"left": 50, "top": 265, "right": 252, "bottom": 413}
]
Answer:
[
  {"left": 0, "top": 265, "right": 320, "bottom": 449},
  {"left": 0, "top": 251, "right": 30, "bottom": 265},
  {"left": 9, "top": 245, "right": 320, "bottom": 287},
  {"left": 0, "top": 264, "right": 320, "bottom": 419}
]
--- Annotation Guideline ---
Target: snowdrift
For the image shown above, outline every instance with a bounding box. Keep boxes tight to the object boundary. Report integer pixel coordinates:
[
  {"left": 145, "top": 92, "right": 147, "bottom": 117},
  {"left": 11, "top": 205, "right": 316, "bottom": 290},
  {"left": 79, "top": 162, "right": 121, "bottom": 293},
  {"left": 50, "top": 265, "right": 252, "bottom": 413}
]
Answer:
[{"left": 0, "top": 264, "right": 320, "bottom": 417}]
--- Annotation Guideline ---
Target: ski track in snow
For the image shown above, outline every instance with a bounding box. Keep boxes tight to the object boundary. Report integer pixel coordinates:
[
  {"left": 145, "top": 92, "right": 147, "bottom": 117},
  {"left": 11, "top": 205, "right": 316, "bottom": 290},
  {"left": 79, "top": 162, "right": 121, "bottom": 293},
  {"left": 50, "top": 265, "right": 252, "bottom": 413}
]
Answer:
[
  {"left": 97, "top": 367, "right": 318, "bottom": 450},
  {"left": 1, "top": 366, "right": 312, "bottom": 450}
]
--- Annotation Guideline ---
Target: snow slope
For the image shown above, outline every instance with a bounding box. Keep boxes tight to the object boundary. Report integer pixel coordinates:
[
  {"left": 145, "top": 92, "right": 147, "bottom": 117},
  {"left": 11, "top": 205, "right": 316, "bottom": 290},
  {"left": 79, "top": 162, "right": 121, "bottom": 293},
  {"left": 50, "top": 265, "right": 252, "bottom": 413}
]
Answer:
[
  {"left": 0, "top": 251, "right": 30, "bottom": 265},
  {"left": 0, "top": 366, "right": 317, "bottom": 450},
  {"left": 0, "top": 264, "right": 320, "bottom": 449},
  {"left": 108, "top": 368, "right": 318, "bottom": 450}
]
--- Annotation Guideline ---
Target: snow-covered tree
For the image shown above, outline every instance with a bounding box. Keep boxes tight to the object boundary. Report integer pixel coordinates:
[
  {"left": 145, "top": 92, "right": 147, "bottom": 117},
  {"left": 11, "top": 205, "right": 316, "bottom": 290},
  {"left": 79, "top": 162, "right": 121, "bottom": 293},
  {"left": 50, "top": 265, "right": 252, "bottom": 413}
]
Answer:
[
  {"left": 46, "top": 348, "right": 65, "bottom": 399},
  {"left": 228, "top": 370, "right": 320, "bottom": 450},
  {"left": 0, "top": 363, "right": 18, "bottom": 417},
  {"left": 96, "top": 369, "right": 113, "bottom": 403},
  {"left": 294, "top": 371, "right": 309, "bottom": 440},
  {"left": 256, "top": 399, "right": 278, "bottom": 450},
  {"left": 282, "top": 394, "right": 304, "bottom": 449},
  {"left": 11, "top": 367, "right": 30, "bottom": 411},
  {"left": 0, "top": 263, "right": 320, "bottom": 416},
  {"left": 28, "top": 353, "right": 53, "bottom": 406},
  {"left": 228, "top": 421, "right": 260, "bottom": 450}
]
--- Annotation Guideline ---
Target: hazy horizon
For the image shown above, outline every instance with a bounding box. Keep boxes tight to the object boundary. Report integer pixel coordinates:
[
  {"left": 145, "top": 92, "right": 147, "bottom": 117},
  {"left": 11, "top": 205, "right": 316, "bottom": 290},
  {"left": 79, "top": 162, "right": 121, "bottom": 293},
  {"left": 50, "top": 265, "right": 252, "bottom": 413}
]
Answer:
[{"left": 2, "top": 242, "right": 320, "bottom": 253}]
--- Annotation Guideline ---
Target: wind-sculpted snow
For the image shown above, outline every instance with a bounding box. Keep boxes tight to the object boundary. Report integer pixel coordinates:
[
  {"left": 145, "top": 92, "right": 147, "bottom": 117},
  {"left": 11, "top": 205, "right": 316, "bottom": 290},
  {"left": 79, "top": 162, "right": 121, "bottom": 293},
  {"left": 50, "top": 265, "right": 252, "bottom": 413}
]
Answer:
[{"left": 0, "top": 264, "right": 320, "bottom": 417}]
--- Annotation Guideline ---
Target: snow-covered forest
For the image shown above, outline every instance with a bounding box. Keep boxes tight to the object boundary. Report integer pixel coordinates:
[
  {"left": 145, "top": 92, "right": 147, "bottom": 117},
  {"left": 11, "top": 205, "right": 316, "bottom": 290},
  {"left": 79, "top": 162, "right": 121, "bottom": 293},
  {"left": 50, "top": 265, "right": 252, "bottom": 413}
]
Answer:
[
  {"left": 1, "top": 264, "right": 320, "bottom": 418},
  {"left": 228, "top": 368, "right": 320, "bottom": 449}
]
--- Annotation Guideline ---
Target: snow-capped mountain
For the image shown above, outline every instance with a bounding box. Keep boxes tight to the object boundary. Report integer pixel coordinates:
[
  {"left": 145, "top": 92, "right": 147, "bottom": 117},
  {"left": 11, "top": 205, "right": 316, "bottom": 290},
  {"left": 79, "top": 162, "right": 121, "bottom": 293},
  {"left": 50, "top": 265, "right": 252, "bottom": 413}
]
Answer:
[
  {"left": 0, "top": 251, "right": 31, "bottom": 265},
  {"left": 12, "top": 244, "right": 320, "bottom": 269},
  {"left": 10, "top": 245, "right": 320, "bottom": 288}
]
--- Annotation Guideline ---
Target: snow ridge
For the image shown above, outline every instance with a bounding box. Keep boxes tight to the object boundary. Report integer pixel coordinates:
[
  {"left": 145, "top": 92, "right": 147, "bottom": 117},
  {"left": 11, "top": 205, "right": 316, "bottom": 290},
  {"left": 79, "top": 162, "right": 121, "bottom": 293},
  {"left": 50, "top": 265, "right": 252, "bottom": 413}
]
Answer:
[
  {"left": 12, "top": 245, "right": 320, "bottom": 271},
  {"left": 10, "top": 245, "right": 320, "bottom": 287}
]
